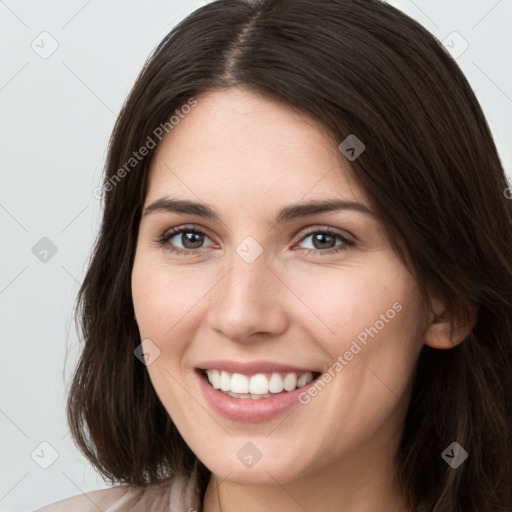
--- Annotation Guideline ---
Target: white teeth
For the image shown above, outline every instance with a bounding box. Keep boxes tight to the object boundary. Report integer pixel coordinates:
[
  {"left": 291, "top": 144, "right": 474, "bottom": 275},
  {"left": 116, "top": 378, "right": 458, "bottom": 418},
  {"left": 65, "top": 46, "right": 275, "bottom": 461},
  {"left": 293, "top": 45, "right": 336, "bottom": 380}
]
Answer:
[
  {"left": 231, "top": 373, "right": 249, "bottom": 394},
  {"left": 249, "top": 374, "right": 269, "bottom": 394},
  {"left": 204, "top": 369, "right": 316, "bottom": 397},
  {"left": 268, "top": 373, "right": 284, "bottom": 393},
  {"left": 220, "top": 371, "right": 231, "bottom": 391},
  {"left": 283, "top": 373, "right": 297, "bottom": 391},
  {"left": 208, "top": 369, "right": 221, "bottom": 389},
  {"left": 297, "top": 371, "right": 313, "bottom": 388}
]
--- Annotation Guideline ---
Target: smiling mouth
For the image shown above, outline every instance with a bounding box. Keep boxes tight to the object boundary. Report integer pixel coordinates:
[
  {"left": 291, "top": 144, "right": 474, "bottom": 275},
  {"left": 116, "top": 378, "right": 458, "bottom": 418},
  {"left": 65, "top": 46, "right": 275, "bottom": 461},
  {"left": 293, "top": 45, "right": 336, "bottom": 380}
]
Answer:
[{"left": 198, "top": 369, "right": 322, "bottom": 399}]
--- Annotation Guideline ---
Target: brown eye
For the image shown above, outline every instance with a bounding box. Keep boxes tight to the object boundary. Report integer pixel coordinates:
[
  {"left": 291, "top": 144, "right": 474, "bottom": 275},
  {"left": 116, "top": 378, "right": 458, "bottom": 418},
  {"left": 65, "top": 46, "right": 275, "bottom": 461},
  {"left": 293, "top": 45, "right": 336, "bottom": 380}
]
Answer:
[
  {"left": 159, "top": 226, "right": 215, "bottom": 255},
  {"left": 297, "top": 227, "right": 354, "bottom": 255},
  {"left": 175, "top": 231, "right": 205, "bottom": 249}
]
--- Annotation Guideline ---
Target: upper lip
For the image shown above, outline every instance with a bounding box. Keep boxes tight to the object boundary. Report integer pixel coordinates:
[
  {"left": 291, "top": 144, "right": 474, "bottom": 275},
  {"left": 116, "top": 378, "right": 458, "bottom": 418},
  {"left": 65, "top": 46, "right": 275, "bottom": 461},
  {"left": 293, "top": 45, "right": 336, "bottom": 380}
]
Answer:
[{"left": 196, "top": 360, "right": 320, "bottom": 375}]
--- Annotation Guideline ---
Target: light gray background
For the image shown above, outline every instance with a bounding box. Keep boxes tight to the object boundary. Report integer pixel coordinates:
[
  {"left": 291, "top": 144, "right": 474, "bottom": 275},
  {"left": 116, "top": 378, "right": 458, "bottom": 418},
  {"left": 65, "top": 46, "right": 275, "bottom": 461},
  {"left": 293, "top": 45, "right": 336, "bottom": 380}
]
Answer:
[{"left": 1, "top": 1, "right": 511, "bottom": 511}]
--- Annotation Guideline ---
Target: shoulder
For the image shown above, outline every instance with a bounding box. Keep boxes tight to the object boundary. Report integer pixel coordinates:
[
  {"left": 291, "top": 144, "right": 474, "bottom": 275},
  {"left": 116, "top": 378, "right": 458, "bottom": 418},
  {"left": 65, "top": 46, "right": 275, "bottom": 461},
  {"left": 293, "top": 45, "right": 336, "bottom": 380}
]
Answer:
[{"left": 35, "top": 485, "right": 131, "bottom": 512}]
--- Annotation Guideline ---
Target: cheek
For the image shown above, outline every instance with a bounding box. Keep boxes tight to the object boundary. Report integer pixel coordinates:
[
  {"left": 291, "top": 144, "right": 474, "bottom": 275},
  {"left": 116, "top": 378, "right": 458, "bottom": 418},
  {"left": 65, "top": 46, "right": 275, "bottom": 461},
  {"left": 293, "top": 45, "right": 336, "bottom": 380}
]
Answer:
[
  {"left": 131, "top": 255, "right": 203, "bottom": 416},
  {"left": 131, "top": 255, "right": 204, "bottom": 343},
  {"left": 132, "top": 247, "right": 424, "bottom": 368},
  {"left": 290, "top": 259, "right": 425, "bottom": 402},
  {"left": 286, "top": 267, "right": 424, "bottom": 451},
  {"left": 290, "top": 258, "right": 421, "bottom": 344}
]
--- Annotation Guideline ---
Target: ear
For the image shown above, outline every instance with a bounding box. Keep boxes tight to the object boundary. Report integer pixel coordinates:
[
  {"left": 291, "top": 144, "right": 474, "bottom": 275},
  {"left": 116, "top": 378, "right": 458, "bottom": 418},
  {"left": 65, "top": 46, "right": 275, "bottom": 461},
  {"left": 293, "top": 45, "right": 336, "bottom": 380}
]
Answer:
[{"left": 424, "top": 297, "right": 478, "bottom": 349}]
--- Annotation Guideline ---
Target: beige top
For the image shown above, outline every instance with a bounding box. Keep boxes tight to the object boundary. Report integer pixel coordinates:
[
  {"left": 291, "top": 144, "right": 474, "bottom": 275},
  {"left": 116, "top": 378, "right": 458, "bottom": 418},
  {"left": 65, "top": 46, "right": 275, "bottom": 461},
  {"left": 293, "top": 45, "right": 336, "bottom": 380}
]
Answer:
[{"left": 36, "top": 464, "right": 203, "bottom": 512}]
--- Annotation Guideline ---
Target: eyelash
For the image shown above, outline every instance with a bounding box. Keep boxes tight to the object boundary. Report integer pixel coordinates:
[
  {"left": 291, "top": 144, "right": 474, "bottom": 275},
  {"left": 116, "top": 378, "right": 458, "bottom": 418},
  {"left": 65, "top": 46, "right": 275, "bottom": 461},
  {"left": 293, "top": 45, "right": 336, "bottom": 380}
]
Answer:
[{"left": 156, "top": 224, "right": 355, "bottom": 257}]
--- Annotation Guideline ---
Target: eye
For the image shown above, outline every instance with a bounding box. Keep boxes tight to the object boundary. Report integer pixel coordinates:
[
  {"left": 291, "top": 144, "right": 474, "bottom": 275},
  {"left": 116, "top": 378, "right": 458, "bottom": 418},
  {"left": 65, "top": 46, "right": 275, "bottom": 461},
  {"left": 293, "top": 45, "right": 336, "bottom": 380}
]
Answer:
[
  {"left": 296, "top": 227, "right": 354, "bottom": 255},
  {"left": 158, "top": 225, "right": 216, "bottom": 255},
  {"left": 157, "top": 225, "right": 355, "bottom": 256}
]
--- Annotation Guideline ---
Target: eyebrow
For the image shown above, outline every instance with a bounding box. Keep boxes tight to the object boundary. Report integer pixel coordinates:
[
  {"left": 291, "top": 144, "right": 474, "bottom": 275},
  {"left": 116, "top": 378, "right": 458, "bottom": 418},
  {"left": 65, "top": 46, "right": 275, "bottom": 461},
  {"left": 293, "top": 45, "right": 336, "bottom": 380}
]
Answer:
[{"left": 142, "top": 197, "right": 375, "bottom": 223}]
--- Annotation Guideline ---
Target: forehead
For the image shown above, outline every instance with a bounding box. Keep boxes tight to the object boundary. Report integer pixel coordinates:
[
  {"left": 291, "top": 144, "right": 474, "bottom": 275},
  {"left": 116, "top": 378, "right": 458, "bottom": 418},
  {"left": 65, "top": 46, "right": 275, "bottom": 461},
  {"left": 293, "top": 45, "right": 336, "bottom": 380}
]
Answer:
[{"left": 145, "top": 88, "right": 367, "bottom": 208}]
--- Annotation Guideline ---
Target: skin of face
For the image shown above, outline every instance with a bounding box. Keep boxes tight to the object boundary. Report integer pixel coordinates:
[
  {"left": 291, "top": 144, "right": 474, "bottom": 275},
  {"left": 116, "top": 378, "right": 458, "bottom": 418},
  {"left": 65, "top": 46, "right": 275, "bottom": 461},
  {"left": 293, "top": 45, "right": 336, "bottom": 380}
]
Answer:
[{"left": 130, "top": 88, "right": 448, "bottom": 511}]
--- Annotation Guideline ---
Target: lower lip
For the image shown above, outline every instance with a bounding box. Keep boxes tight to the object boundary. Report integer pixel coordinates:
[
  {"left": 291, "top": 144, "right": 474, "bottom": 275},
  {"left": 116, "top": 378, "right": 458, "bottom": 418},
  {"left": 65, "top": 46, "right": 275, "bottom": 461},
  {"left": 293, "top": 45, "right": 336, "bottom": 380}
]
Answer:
[{"left": 196, "top": 370, "right": 319, "bottom": 422}]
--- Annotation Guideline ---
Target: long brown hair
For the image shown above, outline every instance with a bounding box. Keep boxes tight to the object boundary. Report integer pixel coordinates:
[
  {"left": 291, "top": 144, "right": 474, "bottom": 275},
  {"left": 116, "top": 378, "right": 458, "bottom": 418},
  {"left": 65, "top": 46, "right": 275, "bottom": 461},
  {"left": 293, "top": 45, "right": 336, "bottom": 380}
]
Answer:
[{"left": 67, "top": 0, "right": 512, "bottom": 510}]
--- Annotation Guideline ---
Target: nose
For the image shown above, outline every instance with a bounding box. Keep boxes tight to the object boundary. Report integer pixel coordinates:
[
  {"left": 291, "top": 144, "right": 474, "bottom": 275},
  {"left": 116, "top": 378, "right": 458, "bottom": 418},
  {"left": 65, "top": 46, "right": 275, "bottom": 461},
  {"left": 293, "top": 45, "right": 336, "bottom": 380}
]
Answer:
[{"left": 206, "top": 248, "right": 289, "bottom": 342}]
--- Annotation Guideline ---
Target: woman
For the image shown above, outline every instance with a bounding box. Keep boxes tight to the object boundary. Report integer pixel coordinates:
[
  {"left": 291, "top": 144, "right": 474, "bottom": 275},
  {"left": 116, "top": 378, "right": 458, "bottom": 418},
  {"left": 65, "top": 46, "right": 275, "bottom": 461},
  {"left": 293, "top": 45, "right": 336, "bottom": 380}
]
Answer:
[{"left": 37, "top": 0, "right": 512, "bottom": 510}]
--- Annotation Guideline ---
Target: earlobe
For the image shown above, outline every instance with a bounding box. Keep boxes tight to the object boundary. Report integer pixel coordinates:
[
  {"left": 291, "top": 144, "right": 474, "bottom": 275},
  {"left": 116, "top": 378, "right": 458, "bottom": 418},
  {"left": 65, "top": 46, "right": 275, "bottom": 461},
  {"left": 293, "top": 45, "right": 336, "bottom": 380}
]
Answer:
[{"left": 424, "top": 301, "right": 478, "bottom": 350}]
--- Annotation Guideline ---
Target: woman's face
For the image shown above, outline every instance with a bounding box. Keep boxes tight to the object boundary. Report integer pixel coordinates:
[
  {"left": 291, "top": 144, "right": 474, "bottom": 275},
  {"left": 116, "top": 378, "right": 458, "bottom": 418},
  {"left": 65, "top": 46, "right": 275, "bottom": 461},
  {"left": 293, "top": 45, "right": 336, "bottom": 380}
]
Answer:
[{"left": 131, "top": 88, "right": 429, "bottom": 486}]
